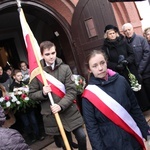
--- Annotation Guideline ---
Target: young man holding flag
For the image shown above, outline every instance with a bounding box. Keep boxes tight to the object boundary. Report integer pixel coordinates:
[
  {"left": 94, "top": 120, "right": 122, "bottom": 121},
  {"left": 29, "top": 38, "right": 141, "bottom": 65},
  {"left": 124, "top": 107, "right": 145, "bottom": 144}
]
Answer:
[{"left": 29, "top": 41, "right": 87, "bottom": 150}]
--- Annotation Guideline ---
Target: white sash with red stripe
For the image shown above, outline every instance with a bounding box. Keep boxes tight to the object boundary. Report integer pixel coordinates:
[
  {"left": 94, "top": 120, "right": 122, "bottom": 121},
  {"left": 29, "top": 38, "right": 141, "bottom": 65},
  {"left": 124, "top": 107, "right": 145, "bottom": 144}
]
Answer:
[
  {"left": 82, "top": 85, "right": 145, "bottom": 149},
  {"left": 37, "top": 71, "right": 66, "bottom": 98}
]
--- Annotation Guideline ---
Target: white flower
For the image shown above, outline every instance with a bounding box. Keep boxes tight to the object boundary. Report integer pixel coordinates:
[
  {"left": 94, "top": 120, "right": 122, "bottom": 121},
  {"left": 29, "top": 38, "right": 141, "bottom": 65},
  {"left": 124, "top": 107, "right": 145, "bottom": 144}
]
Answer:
[
  {"left": 6, "top": 101, "right": 11, "bottom": 107},
  {"left": 0, "top": 97, "right": 4, "bottom": 102},
  {"left": 16, "top": 101, "right": 21, "bottom": 105},
  {"left": 126, "top": 66, "right": 141, "bottom": 92},
  {"left": 138, "top": 84, "right": 142, "bottom": 90},
  {"left": 24, "top": 87, "right": 29, "bottom": 93},
  {"left": 71, "top": 74, "right": 86, "bottom": 94},
  {"left": 11, "top": 96, "right": 18, "bottom": 102},
  {"left": 17, "top": 91, "right": 22, "bottom": 95},
  {"left": 13, "top": 88, "right": 18, "bottom": 92},
  {"left": 24, "top": 97, "right": 29, "bottom": 101}
]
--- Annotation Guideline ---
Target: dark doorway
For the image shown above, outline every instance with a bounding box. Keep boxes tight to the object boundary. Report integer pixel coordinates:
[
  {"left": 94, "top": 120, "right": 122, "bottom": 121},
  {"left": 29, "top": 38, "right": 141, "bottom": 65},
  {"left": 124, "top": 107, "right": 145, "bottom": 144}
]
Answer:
[
  {"left": 0, "top": 1, "right": 76, "bottom": 74},
  {"left": 0, "top": 38, "right": 20, "bottom": 68}
]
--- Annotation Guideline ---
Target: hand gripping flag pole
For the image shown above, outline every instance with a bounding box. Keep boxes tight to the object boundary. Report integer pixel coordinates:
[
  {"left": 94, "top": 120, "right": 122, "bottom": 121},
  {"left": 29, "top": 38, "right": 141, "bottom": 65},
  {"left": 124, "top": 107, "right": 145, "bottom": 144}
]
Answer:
[{"left": 16, "top": 1, "right": 71, "bottom": 149}]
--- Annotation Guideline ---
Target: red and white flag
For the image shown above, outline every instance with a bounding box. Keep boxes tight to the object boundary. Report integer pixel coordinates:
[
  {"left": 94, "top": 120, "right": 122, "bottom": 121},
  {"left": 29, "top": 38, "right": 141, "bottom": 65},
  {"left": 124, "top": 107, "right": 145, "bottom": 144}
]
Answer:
[{"left": 18, "top": 8, "right": 65, "bottom": 98}]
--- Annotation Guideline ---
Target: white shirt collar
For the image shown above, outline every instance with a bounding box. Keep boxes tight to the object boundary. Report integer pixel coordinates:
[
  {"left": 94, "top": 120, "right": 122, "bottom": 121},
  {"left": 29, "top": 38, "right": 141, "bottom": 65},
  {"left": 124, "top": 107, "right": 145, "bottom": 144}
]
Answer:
[{"left": 46, "top": 62, "right": 55, "bottom": 70}]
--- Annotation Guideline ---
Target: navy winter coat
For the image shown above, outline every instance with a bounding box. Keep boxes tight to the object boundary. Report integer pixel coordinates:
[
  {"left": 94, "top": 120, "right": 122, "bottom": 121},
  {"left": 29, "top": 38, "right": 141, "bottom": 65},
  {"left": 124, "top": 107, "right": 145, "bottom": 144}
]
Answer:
[
  {"left": 82, "top": 72, "right": 149, "bottom": 150},
  {"left": 126, "top": 33, "right": 150, "bottom": 79}
]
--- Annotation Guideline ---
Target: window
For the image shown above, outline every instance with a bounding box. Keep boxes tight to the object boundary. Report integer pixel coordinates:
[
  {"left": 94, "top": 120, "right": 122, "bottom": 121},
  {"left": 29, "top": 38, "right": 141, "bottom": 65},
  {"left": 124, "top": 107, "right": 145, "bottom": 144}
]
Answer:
[{"left": 85, "top": 18, "right": 97, "bottom": 38}]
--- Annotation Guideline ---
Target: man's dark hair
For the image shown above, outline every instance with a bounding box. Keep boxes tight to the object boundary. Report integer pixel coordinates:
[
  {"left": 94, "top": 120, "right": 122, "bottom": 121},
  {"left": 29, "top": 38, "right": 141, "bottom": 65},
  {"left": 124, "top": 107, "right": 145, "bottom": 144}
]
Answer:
[{"left": 40, "top": 41, "right": 55, "bottom": 54}]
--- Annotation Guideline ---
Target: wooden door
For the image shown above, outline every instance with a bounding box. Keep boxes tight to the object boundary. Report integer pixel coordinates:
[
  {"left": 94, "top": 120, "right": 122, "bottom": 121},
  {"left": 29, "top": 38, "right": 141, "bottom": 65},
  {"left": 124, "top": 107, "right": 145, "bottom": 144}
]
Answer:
[{"left": 71, "top": 0, "right": 117, "bottom": 78}]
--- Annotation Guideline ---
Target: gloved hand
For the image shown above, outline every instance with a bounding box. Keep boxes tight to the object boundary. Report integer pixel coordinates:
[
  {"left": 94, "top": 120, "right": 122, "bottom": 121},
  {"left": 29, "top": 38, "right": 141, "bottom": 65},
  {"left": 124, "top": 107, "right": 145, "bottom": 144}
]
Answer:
[
  {"left": 116, "top": 64, "right": 124, "bottom": 71},
  {"left": 121, "top": 60, "right": 128, "bottom": 65},
  {"left": 118, "top": 55, "right": 125, "bottom": 64}
]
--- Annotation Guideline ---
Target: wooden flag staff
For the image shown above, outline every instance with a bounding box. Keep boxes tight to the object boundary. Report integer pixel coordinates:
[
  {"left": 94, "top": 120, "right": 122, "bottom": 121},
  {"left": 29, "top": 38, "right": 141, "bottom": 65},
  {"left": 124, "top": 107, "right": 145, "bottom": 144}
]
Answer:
[{"left": 16, "top": 0, "right": 71, "bottom": 149}]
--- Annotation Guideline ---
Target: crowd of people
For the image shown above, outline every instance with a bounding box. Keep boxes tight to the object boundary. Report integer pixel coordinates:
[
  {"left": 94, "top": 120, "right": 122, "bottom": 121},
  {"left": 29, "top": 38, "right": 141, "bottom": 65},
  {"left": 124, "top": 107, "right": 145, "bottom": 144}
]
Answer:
[{"left": 0, "top": 22, "right": 150, "bottom": 150}]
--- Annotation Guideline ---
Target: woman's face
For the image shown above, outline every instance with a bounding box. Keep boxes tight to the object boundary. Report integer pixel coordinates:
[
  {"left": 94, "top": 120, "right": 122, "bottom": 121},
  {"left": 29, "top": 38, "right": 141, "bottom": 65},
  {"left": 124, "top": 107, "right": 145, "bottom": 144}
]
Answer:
[
  {"left": 88, "top": 53, "right": 107, "bottom": 79},
  {"left": 0, "top": 67, "right": 3, "bottom": 75},
  {"left": 145, "top": 31, "right": 150, "bottom": 42},
  {"left": 107, "top": 30, "right": 117, "bottom": 40}
]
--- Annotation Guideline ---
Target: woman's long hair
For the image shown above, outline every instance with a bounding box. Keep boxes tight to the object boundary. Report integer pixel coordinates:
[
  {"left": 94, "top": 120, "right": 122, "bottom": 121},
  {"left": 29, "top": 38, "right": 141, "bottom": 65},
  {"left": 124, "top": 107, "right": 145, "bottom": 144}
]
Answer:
[{"left": 0, "top": 84, "right": 7, "bottom": 97}]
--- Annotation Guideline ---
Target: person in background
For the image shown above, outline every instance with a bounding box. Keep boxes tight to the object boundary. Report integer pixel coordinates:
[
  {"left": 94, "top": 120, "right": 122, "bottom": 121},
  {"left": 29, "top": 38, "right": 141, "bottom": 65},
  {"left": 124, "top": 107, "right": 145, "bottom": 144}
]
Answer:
[
  {"left": 82, "top": 49, "right": 150, "bottom": 150},
  {"left": 4, "top": 64, "right": 13, "bottom": 79},
  {"left": 19, "top": 61, "right": 30, "bottom": 84},
  {"left": 19, "top": 61, "right": 45, "bottom": 137},
  {"left": 122, "top": 23, "right": 150, "bottom": 108},
  {"left": 0, "top": 84, "right": 16, "bottom": 128},
  {"left": 0, "top": 104, "right": 30, "bottom": 149},
  {"left": 102, "top": 24, "right": 150, "bottom": 112},
  {"left": 5, "top": 68, "right": 13, "bottom": 78},
  {"left": 0, "top": 66, "right": 13, "bottom": 91},
  {"left": 143, "top": 27, "right": 150, "bottom": 46},
  {"left": 29, "top": 41, "right": 87, "bottom": 150},
  {"left": 10, "top": 69, "right": 44, "bottom": 143}
]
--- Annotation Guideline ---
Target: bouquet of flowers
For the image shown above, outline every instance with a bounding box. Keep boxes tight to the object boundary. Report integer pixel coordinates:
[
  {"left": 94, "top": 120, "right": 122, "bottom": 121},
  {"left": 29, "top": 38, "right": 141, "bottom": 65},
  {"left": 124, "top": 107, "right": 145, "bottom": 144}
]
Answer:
[
  {"left": 0, "top": 93, "right": 18, "bottom": 110},
  {"left": 126, "top": 66, "right": 141, "bottom": 92},
  {"left": 71, "top": 74, "right": 86, "bottom": 94},
  {"left": 0, "top": 85, "right": 39, "bottom": 112}
]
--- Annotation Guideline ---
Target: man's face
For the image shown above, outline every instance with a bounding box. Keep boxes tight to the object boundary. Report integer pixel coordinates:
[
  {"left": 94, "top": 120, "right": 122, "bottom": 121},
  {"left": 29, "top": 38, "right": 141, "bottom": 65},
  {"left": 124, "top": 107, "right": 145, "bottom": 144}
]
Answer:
[
  {"left": 13, "top": 72, "right": 23, "bottom": 82},
  {"left": 42, "top": 46, "right": 57, "bottom": 65},
  {"left": 20, "top": 62, "right": 27, "bottom": 71},
  {"left": 123, "top": 25, "right": 134, "bottom": 38}
]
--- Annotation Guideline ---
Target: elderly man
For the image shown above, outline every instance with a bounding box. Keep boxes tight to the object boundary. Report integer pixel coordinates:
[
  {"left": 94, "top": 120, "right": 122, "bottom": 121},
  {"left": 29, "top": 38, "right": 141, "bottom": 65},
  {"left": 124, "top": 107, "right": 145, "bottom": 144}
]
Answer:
[{"left": 122, "top": 23, "right": 150, "bottom": 110}]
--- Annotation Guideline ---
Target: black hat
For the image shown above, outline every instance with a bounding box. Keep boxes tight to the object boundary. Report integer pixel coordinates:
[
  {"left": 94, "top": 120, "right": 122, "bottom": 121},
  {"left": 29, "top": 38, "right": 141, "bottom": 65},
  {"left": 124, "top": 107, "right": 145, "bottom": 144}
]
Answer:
[{"left": 104, "top": 24, "right": 119, "bottom": 33}]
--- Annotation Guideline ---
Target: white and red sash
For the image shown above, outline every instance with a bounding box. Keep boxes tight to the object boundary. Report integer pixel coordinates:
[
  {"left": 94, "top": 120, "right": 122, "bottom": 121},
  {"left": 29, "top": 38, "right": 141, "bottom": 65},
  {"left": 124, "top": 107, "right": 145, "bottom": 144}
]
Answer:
[
  {"left": 82, "top": 85, "right": 145, "bottom": 150},
  {"left": 37, "top": 71, "right": 65, "bottom": 98}
]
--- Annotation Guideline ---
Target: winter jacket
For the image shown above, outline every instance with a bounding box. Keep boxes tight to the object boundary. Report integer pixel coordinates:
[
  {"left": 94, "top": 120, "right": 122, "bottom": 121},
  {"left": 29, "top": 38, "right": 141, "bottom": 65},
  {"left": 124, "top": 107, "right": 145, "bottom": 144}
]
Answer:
[
  {"left": 0, "top": 128, "right": 30, "bottom": 150},
  {"left": 102, "top": 34, "right": 140, "bottom": 83},
  {"left": 0, "top": 105, "right": 30, "bottom": 150},
  {"left": 29, "top": 57, "right": 83, "bottom": 135},
  {"left": 82, "top": 71, "right": 149, "bottom": 150},
  {"left": 125, "top": 33, "right": 150, "bottom": 79}
]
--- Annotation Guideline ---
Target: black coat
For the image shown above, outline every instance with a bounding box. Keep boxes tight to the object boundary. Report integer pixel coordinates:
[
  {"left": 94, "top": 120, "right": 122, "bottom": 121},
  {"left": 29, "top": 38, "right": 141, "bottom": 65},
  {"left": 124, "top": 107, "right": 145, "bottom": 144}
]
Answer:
[
  {"left": 102, "top": 35, "right": 141, "bottom": 83},
  {"left": 82, "top": 73, "right": 149, "bottom": 150}
]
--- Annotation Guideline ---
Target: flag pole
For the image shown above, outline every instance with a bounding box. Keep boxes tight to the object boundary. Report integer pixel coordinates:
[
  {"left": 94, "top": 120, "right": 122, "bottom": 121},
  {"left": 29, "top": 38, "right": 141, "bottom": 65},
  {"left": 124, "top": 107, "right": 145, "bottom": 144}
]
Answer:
[{"left": 16, "top": 1, "right": 71, "bottom": 149}]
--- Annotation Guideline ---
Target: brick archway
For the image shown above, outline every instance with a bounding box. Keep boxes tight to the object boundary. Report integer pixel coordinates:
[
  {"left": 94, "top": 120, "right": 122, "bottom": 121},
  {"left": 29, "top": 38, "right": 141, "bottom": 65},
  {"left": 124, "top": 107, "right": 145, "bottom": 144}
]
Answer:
[
  {"left": 0, "top": 0, "right": 78, "bottom": 71},
  {"left": 40, "top": 0, "right": 75, "bottom": 25}
]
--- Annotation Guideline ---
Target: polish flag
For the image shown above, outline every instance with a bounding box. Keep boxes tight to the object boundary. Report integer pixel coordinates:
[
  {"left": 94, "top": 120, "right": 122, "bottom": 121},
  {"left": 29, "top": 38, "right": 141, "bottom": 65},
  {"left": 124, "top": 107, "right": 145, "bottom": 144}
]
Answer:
[{"left": 18, "top": 8, "right": 65, "bottom": 98}]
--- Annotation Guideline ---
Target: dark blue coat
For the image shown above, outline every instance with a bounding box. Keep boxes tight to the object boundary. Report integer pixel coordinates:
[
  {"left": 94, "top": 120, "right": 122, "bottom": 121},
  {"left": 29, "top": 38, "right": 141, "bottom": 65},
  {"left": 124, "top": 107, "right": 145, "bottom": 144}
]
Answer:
[
  {"left": 126, "top": 33, "right": 150, "bottom": 79},
  {"left": 82, "top": 73, "right": 149, "bottom": 150}
]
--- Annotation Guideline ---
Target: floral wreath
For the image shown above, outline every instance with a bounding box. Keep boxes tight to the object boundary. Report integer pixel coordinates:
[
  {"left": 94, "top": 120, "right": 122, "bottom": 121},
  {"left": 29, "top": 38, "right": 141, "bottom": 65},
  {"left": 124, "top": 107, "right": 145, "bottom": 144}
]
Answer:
[{"left": 0, "top": 85, "right": 39, "bottom": 113}]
